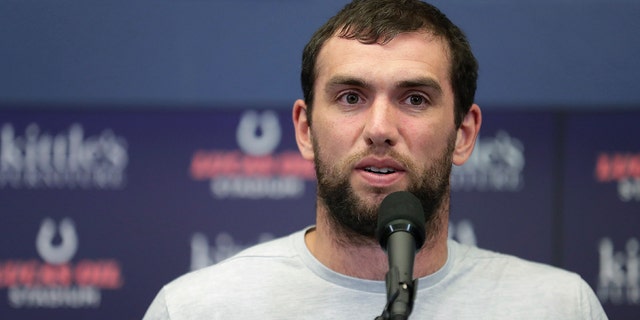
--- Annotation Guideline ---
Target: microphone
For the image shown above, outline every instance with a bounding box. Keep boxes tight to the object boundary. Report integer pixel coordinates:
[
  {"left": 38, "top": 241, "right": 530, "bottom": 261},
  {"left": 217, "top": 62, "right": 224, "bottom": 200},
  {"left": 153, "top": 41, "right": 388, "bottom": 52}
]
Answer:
[{"left": 375, "top": 191, "right": 426, "bottom": 320}]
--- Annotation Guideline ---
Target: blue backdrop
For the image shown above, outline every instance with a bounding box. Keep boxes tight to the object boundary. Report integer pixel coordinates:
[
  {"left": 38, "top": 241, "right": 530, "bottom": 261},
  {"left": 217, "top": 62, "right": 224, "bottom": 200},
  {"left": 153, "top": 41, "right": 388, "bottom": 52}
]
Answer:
[{"left": 1, "top": 0, "right": 639, "bottom": 108}]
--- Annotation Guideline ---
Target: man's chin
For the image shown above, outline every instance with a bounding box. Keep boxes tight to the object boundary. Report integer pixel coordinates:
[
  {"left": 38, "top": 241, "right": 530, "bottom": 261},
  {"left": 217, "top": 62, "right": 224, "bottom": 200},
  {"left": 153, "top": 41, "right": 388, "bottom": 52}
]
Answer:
[{"left": 357, "top": 187, "right": 407, "bottom": 204}]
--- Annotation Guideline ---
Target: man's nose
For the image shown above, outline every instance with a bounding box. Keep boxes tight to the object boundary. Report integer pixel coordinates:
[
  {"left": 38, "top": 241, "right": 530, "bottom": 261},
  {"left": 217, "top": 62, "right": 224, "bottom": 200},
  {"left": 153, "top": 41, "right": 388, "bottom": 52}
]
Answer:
[{"left": 363, "top": 99, "right": 399, "bottom": 148}]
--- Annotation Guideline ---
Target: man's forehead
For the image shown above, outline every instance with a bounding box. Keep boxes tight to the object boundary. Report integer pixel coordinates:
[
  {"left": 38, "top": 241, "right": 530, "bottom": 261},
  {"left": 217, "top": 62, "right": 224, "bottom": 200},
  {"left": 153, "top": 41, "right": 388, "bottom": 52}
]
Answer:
[
  {"left": 315, "top": 32, "right": 452, "bottom": 84},
  {"left": 318, "top": 31, "right": 450, "bottom": 65}
]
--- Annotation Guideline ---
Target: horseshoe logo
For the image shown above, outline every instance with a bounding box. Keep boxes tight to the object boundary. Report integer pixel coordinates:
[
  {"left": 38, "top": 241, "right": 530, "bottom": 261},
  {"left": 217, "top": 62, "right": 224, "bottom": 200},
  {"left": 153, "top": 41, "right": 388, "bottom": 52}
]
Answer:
[
  {"left": 236, "top": 110, "right": 281, "bottom": 156},
  {"left": 36, "top": 218, "right": 79, "bottom": 265}
]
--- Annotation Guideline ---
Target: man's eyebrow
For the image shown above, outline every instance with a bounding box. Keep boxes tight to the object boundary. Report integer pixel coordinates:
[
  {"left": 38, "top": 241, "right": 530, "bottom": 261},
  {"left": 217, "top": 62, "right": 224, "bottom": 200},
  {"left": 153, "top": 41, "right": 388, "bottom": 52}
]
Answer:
[
  {"left": 396, "top": 77, "right": 443, "bottom": 94},
  {"left": 325, "top": 76, "right": 372, "bottom": 91},
  {"left": 325, "top": 75, "right": 443, "bottom": 94}
]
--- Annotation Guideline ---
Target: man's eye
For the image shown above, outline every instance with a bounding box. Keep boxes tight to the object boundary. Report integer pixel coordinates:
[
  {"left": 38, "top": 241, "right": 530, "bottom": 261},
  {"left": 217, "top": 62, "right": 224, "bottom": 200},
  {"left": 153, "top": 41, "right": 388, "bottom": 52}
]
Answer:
[
  {"left": 408, "top": 95, "right": 426, "bottom": 105},
  {"left": 341, "top": 93, "right": 361, "bottom": 104}
]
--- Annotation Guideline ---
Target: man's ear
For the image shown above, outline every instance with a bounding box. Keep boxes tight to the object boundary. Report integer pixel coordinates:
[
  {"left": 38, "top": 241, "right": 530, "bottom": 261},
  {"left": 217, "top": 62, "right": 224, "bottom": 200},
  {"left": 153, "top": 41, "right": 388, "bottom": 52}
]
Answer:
[
  {"left": 292, "top": 99, "right": 315, "bottom": 160},
  {"left": 453, "top": 103, "right": 482, "bottom": 166}
]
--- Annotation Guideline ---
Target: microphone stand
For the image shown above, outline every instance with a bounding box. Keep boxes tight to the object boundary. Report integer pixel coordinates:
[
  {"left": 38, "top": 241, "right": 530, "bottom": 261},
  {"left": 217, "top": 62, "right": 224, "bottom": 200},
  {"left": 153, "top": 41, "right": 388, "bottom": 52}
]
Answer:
[
  {"left": 375, "top": 266, "right": 418, "bottom": 320},
  {"left": 374, "top": 191, "right": 425, "bottom": 320}
]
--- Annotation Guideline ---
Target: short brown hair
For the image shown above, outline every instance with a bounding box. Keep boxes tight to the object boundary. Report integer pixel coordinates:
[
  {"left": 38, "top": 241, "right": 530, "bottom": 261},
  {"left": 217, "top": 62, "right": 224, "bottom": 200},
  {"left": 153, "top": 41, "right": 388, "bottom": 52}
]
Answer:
[{"left": 300, "top": 0, "right": 478, "bottom": 127}]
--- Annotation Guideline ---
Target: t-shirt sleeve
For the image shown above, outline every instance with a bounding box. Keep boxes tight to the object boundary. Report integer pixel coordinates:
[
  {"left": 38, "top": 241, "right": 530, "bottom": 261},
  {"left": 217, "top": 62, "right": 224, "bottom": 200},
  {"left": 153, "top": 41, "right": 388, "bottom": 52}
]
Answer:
[
  {"left": 142, "top": 287, "right": 171, "bottom": 320},
  {"left": 578, "top": 278, "right": 608, "bottom": 320}
]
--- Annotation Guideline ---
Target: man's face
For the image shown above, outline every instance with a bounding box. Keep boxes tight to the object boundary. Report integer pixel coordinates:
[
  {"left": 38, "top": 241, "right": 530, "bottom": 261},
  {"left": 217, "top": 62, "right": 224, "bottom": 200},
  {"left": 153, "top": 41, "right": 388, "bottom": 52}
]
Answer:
[{"left": 308, "top": 32, "right": 459, "bottom": 238}]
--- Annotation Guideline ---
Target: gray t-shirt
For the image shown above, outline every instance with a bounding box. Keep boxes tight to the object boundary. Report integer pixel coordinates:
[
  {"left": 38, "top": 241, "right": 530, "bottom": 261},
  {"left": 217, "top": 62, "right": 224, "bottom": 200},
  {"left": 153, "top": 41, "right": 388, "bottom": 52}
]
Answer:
[{"left": 143, "top": 227, "right": 607, "bottom": 319}]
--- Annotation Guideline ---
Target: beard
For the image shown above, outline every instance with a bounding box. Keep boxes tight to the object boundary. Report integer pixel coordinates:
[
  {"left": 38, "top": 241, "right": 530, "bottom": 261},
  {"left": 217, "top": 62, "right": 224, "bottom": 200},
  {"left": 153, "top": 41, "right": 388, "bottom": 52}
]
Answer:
[{"left": 313, "top": 132, "right": 456, "bottom": 247}]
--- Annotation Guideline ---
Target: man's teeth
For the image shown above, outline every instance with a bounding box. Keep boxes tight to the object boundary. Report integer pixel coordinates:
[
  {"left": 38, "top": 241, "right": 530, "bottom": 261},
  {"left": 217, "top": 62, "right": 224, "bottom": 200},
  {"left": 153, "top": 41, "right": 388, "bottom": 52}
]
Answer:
[{"left": 365, "top": 167, "right": 396, "bottom": 174}]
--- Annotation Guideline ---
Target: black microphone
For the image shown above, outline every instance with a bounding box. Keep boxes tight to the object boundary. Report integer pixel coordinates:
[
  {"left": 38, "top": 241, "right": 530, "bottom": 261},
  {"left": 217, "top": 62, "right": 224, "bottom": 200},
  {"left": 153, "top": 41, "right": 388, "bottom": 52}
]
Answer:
[{"left": 375, "top": 191, "right": 426, "bottom": 320}]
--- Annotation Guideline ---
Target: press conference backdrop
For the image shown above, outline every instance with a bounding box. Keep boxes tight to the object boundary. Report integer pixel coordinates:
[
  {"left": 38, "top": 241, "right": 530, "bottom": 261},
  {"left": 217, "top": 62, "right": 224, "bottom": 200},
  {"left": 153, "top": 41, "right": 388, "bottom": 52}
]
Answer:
[
  {"left": 1, "top": 0, "right": 639, "bottom": 319},
  {"left": 0, "top": 108, "right": 638, "bottom": 319}
]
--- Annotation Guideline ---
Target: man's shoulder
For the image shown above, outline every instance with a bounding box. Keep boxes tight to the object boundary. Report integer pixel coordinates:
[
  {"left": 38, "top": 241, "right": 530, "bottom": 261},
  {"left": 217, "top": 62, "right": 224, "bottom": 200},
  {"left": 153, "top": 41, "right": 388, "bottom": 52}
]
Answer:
[
  {"left": 164, "top": 231, "right": 302, "bottom": 294},
  {"left": 445, "top": 241, "right": 607, "bottom": 318},
  {"left": 143, "top": 230, "right": 312, "bottom": 319},
  {"left": 452, "top": 241, "right": 584, "bottom": 284},
  {"left": 455, "top": 243, "right": 576, "bottom": 276}
]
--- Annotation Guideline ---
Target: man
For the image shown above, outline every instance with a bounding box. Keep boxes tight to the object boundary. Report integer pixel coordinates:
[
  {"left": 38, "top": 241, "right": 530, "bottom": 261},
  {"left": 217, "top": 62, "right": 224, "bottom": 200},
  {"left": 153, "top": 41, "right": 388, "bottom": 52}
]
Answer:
[{"left": 143, "top": 0, "right": 607, "bottom": 318}]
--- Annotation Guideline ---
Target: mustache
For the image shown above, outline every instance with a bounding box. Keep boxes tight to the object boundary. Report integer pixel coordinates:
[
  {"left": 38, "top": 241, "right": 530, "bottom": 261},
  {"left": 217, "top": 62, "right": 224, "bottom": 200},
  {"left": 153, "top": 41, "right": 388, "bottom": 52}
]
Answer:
[{"left": 344, "top": 148, "right": 416, "bottom": 173}]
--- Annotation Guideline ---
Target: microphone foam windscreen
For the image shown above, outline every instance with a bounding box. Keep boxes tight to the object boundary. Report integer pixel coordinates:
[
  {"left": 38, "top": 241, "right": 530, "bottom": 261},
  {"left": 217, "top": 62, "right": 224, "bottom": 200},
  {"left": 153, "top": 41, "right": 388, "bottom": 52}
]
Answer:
[{"left": 376, "top": 191, "right": 426, "bottom": 248}]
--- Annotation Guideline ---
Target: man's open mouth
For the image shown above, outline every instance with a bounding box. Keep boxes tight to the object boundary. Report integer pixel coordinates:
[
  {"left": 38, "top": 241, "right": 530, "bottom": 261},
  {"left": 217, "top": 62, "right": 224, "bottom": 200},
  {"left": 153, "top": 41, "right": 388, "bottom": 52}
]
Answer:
[{"left": 364, "top": 167, "right": 397, "bottom": 174}]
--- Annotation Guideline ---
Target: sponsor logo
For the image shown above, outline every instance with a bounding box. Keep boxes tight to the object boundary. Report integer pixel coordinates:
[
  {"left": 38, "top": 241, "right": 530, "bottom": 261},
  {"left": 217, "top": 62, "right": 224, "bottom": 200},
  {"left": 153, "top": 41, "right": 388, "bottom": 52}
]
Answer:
[
  {"left": 597, "top": 237, "right": 640, "bottom": 305},
  {"left": 0, "top": 123, "right": 128, "bottom": 189},
  {"left": 189, "top": 232, "right": 274, "bottom": 271},
  {"left": 595, "top": 152, "right": 640, "bottom": 202},
  {"left": 190, "top": 110, "right": 315, "bottom": 199},
  {"left": 451, "top": 131, "right": 525, "bottom": 192},
  {"left": 0, "top": 218, "right": 124, "bottom": 308}
]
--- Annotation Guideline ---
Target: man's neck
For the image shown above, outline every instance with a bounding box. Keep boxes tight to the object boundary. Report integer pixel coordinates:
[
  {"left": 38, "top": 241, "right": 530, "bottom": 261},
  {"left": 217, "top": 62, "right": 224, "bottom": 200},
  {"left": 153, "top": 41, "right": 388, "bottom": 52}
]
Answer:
[{"left": 304, "top": 208, "right": 449, "bottom": 281}]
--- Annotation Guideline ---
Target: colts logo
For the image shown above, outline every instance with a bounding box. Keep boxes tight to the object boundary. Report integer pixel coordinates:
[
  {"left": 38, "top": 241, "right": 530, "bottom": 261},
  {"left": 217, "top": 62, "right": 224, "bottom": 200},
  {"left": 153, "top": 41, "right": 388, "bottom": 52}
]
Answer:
[
  {"left": 36, "top": 218, "right": 78, "bottom": 265},
  {"left": 1, "top": 218, "right": 123, "bottom": 308},
  {"left": 236, "top": 110, "right": 281, "bottom": 156},
  {"left": 189, "top": 109, "right": 314, "bottom": 199}
]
